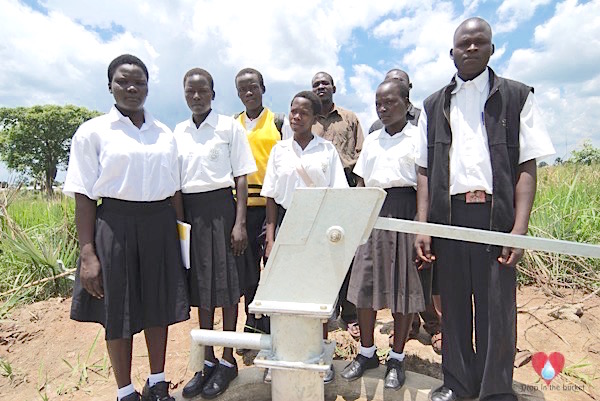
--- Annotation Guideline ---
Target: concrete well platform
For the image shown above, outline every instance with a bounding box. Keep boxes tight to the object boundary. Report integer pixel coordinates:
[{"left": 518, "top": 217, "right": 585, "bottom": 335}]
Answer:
[{"left": 174, "top": 360, "right": 547, "bottom": 401}]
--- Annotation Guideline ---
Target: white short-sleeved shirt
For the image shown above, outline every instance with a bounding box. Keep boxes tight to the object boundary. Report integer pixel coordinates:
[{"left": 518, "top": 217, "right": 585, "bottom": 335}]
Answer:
[
  {"left": 242, "top": 108, "right": 294, "bottom": 140},
  {"left": 174, "top": 111, "right": 257, "bottom": 193},
  {"left": 63, "top": 106, "right": 180, "bottom": 201},
  {"left": 415, "top": 68, "right": 555, "bottom": 195},
  {"left": 354, "top": 123, "right": 419, "bottom": 189},
  {"left": 261, "top": 135, "right": 349, "bottom": 209}
]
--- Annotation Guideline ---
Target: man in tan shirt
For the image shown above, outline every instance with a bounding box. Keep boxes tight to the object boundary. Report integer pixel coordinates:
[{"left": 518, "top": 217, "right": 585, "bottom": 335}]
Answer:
[
  {"left": 312, "top": 71, "right": 364, "bottom": 187},
  {"left": 311, "top": 71, "right": 364, "bottom": 337}
]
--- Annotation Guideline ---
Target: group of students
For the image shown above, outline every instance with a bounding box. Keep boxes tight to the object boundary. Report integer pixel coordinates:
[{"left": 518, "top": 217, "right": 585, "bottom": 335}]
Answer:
[{"left": 64, "top": 16, "right": 555, "bottom": 401}]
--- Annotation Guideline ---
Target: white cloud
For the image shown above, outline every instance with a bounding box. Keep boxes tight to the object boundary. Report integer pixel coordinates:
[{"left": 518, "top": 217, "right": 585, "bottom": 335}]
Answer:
[
  {"left": 502, "top": 0, "right": 600, "bottom": 155},
  {"left": 495, "top": 0, "right": 553, "bottom": 33}
]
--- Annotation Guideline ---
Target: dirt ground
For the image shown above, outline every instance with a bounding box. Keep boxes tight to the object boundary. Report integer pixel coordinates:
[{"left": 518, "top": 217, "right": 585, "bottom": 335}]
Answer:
[{"left": 0, "top": 286, "right": 598, "bottom": 401}]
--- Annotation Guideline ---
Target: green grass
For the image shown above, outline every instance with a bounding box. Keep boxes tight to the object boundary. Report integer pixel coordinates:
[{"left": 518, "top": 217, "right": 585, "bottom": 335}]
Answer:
[
  {"left": 519, "top": 164, "right": 600, "bottom": 292},
  {"left": 0, "top": 164, "right": 598, "bottom": 309},
  {"left": 0, "top": 190, "right": 77, "bottom": 308}
]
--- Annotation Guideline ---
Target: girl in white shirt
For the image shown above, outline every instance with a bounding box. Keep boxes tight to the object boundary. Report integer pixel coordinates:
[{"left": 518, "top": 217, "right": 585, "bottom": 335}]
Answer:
[
  {"left": 341, "top": 80, "right": 426, "bottom": 390},
  {"left": 173, "top": 68, "right": 257, "bottom": 399},
  {"left": 64, "top": 54, "right": 188, "bottom": 401},
  {"left": 261, "top": 91, "right": 348, "bottom": 383}
]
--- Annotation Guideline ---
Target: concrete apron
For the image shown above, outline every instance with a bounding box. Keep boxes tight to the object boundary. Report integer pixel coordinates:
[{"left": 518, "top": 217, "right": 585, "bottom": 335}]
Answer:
[
  {"left": 174, "top": 360, "right": 438, "bottom": 401},
  {"left": 174, "top": 360, "right": 549, "bottom": 401}
]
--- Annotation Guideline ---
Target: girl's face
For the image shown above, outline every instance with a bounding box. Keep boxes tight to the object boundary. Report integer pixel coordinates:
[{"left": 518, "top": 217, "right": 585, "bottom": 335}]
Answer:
[
  {"left": 110, "top": 64, "right": 148, "bottom": 113},
  {"left": 184, "top": 74, "right": 214, "bottom": 116},
  {"left": 289, "top": 97, "right": 316, "bottom": 135}
]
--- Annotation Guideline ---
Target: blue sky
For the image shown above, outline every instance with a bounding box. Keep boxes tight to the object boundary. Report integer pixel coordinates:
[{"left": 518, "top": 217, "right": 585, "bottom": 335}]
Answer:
[{"left": 1, "top": 0, "right": 599, "bottom": 181}]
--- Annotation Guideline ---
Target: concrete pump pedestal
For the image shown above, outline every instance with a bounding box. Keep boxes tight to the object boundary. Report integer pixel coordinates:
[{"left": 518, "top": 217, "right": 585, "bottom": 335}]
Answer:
[{"left": 174, "top": 360, "right": 546, "bottom": 401}]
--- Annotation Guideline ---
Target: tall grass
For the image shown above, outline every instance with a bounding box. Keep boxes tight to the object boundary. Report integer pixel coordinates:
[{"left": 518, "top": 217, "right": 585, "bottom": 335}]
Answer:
[
  {"left": 519, "top": 164, "right": 600, "bottom": 293},
  {"left": 0, "top": 190, "right": 77, "bottom": 312},
  {"left": 0, "top": 164, "right": 598, "bottom": 311}
]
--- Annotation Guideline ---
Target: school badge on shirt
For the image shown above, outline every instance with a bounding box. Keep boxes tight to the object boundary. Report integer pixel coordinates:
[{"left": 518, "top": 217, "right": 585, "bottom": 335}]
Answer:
[{"left": 208, "top": 147, "right": 220, "bottom": 161}]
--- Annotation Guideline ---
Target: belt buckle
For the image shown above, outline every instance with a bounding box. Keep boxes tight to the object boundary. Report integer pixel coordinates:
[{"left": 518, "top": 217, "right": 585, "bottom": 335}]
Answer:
[{"left": 465, "top": 190, "right": 486, "bottom": 203}]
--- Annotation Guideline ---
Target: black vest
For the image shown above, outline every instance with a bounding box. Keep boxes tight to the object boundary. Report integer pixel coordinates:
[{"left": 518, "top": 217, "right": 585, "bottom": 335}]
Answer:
[{"left": 423, "top": 68, "right": 532, "bottom": 233}]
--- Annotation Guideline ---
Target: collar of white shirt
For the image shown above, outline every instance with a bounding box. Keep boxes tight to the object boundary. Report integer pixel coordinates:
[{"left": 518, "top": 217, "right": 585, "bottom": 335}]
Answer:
[
  {"left": 280, "top": 134, "right": 324, "bottom": 152},
  {"left": 108, "top": 106, "right": 158, "bottom": 131},
  {"left": 452, "top": 67, "right": 489, "bottom": 94},
  {"left": 380, "top": 123, "right": 414, "bottom": 139},
  {"left": 183, "top": 109, "right": 219, "bottom": 132}
]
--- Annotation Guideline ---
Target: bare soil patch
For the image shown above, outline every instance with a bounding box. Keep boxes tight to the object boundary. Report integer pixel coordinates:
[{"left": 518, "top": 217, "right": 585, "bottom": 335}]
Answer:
[{"left": 1, "top": 287, "right": 598, "bottom": 400}]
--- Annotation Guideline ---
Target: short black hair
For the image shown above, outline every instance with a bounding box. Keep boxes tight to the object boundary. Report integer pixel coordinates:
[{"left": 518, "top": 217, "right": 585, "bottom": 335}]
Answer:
[
  {"left": 235, "top": 68, "right": 265, "bottom": 90},
  {"left": 385, "top": 68, "right": 410, "bottom": 83},
  {"left": 183, "top": 68, "right": 214, "bottom": 90},
  {"left": 108, "top": 54, "right": 149, "bottom": 84},
  {"left": 312, "top": 71, "right": 334, "bottom": 87},
  {"left": 378, "top": 79, "right": 410, "bottom": 99},
  {"left": 454, "top": 17, "right": 493, "bottom": 43},
  {"left": 292, "top": 91, "right": 322, "bottom": 115}
]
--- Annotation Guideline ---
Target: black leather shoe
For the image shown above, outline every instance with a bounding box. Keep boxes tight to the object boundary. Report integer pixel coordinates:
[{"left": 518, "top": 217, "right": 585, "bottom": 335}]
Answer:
[
  {"left": 182, "top": 365, "right": 217, "bottom": 398},
  {"left": 201, "top": 362, "right": 238, "bottom": 399},
  {"left": 120, "top": 392, "right": 141, "bottom": 401},
  {"left": 141, "top": 381, "right": 174, "bottom": 401},
  {"left": 384, "top": 358, "right": 405, "bottom": 389},
  {"left": 340, "top": 353, "right": 379, "bottom": 381},
  {"left": 430, "top": 386, "right": 458, "bottom": 401}
]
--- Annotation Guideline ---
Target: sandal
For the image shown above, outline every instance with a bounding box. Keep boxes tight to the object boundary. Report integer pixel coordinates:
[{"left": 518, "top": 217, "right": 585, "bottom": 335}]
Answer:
[
  {"left": 431, "top": 332, "right": 442, "bottom": 354},
  {"left": 347, "top": 322, "right": 360, "bottom": 339}
]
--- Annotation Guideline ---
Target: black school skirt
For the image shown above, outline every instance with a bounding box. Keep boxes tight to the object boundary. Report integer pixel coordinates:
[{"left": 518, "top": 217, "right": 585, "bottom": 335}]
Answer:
[
  {"left": 70, "top": 198, "right": 190, "bottom": 340},
  {"left": 183, "top": 188, "right": 256, "bottom": 309},
  {"left": 347, "top": 187, "right": 426, "bottom": 314}
]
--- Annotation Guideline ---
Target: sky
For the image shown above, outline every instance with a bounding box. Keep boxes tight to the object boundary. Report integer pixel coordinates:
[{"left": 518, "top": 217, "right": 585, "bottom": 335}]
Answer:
[{"left": 1, "top": 0, "right": 599, "bottom": 181}]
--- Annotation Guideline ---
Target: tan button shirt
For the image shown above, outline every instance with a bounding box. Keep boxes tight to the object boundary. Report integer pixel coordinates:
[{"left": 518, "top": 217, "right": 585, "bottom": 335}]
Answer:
[{"left": 312, "top": 104, "right": 364, "bottom": 171}]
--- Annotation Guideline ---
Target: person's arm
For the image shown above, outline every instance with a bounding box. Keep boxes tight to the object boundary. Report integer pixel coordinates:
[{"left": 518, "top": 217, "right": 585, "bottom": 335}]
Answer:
[
  {"left": 231, "top": 175, "right": 249, "bottom": 256},
  {"left": 264, "top": 197, "right": 278, "bottom": 259},
  {"left": 355, "top": 177, "right": 365, "bottom": 187},
  {"left": 498, "top": 159, "right": 537, "bottom": 266},
  {"left": 415, "top": 166, "right": 434, "bottom": 263},
  {"left": 172, "top": 190, "right": 185, "bottom": 221},
  {"left": 75, "top": 193, "right": 103, "bottom": 299}
]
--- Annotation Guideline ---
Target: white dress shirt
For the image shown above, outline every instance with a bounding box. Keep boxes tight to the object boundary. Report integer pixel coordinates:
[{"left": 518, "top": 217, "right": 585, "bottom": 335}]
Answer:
[
  {"left": 241, "top": 108, "right": 294, "bottom": 140},
  {"left": 261, "top": 135, "right": 348, "bottom": 209},
  {"left": 174, "top": 111, "right": 257, "bottom": 194},
  {"left": 63, "top": 106, "right": 179, "bottom": 201},
  {"left": 354, "top": 123, "right": 419, "bottom": 189},
  {"left": 415, "top": 68, "right": 555, "bottom": 195}
]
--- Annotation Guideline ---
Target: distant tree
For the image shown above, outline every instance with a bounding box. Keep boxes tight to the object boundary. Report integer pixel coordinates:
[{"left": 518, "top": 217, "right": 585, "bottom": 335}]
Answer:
[
  {"left": 570, "top": 140, "right": 600, "bottom": 165},
  {"left": 538, "top": 161, "right": 548, "bottom": 168},
  {"left": 0, "top": 105, "right": 100, "bottom": 196},
  {"left": 554, "top": 157, "right": 564, "bottom": 165}
]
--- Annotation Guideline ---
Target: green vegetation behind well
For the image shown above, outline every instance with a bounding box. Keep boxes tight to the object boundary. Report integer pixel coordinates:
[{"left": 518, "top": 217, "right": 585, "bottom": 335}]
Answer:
[{"left": 0, "top": 162, "right": 598, "bottom": 315}]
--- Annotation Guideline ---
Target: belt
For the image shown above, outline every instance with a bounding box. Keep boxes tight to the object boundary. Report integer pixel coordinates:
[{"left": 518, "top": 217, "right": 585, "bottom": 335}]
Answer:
[{"left": 452, "top": 190, "right": 492, "bottom": 203}]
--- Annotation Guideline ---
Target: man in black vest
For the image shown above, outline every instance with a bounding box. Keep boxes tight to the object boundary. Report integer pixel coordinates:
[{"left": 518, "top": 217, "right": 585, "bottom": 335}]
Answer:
[{"left": 415, "top": 18, "right": 554, "bottom": 401}]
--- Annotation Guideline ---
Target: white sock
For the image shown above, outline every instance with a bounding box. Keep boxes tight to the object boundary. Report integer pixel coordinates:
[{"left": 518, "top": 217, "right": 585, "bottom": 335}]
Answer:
[
  {"left": 359, "top": 344, "right": 377, "bottom": 358},
  {"left": 388, "top": 350, "right": 405, "bottom": 362},
  {"left": 204, "top": 360, "right": 216, "bottom": 368},
  {"left": 220, "top": 359, "right": 235, "bottom": 368},
  {"left": 117, "top": 384, "right": 135, "bottom": 400},
  {"left": 148, "top": 371, "right": 165, "bottom": 387}
]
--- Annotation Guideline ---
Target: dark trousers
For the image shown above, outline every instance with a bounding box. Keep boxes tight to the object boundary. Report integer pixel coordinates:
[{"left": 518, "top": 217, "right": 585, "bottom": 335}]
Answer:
[
  {"left": 434, "top": 199, "right": 517, "bottom": 401},
  {"left": 243, "top": 206, "right": 270, "bottom": 333}
]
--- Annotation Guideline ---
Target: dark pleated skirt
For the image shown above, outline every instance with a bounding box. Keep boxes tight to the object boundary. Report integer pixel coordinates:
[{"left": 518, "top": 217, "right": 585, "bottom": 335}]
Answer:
[
  {"left": 347, "top": 187, "right": 426, "bottom": 314},
  {"left": 183, "top": 188, "right": 256, "bottom": 308},
  {"left": 70, "top": 198, "right": 190, "bottom": 340}
]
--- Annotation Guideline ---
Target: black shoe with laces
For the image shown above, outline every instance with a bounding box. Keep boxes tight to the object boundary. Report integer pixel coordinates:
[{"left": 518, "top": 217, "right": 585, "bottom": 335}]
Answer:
[
  {"left": 201, "top": 361, "right": 238, "bottom": 399},
  {"left": 384, "top": 358, "right": 406, "bottom": 389},
  {"left": 182, "top": 364, "right": 217, "bottom": 398},
  {"left": 141, "top": 380, "right": 174, "bottom": 401},
  {"left": 340, "top": 353, "right": 380, "bottom": 381}
]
